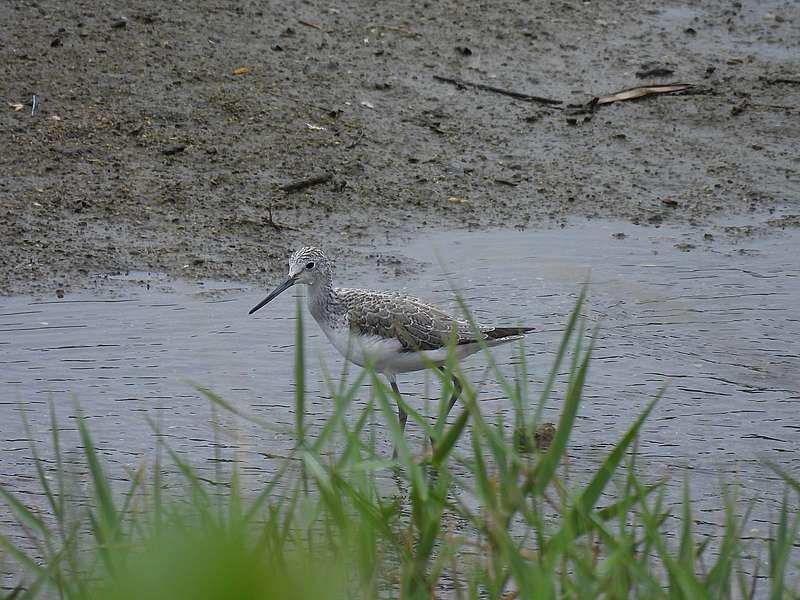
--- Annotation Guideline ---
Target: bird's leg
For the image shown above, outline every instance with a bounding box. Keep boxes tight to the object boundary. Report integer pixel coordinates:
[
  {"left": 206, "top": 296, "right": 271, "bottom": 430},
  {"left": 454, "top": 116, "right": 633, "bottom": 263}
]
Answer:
[
  {"left": 388, "top": 376, "right": 407, "bottom": 460},
  {"left": 445, "top": 370, "right": 463, "bottom": 417},
  {"left": 390, "top": 379, "right": 408, "bottom": 433},
  {"left": 431, "top": 367, "right": 464, "bottom": 450}
]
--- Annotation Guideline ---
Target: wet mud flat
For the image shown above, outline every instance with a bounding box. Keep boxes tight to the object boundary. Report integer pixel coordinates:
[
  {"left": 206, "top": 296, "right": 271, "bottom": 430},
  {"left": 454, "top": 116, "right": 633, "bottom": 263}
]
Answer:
[
  {"left": 1, "top": 218, "right": 798, "bottom": 589},
  {"left": 1, "top": 0, "right": 799, "bottom": 296}
]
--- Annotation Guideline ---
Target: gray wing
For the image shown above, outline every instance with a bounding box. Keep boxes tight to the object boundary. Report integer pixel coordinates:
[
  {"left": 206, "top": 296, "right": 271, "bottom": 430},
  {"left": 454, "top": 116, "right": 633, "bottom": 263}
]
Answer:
[{"left": 338, "top": 289, "right": 478, "bottom": 351}]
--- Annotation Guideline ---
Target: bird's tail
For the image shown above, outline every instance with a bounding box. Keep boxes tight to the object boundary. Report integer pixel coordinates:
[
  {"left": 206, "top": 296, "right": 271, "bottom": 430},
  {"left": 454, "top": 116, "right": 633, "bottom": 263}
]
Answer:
[{"left": 485, "top": 326, "right": 534, "bottom": 340}]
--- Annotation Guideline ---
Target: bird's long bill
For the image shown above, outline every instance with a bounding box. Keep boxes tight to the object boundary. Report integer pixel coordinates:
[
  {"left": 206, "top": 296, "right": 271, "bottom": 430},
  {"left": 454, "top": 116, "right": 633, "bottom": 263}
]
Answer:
[{"left": 248, "top": 276, "right": 296, "bottom": 314}]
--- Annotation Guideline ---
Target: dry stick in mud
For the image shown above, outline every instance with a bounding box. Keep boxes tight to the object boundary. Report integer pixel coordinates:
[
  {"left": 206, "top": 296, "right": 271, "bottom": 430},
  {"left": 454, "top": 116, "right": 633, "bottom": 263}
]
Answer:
[
  {"left": 265, "top": 205, "right": 297, "bottom": 231},
  {"left": 433, "top": 75, "right": 562, "bottom": 106},
  {"left": 565, "top": 83, "right": 700, "bottom": 122},
  {"left": 297, "top": 19, "right": 324, "bottom": 31},
  {"left": 593, "top": 83, "right": 696, "bottom": 105},
  {"left": 279, "top": 173, "right": 332, "bottom": 193}
]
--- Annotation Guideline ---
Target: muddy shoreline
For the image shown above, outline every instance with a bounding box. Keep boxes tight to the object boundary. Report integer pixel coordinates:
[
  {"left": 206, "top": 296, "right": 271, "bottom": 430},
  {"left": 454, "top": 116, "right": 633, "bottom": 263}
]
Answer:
[{"left": 1, "top": 0, "right": 798, "bottom": 296}]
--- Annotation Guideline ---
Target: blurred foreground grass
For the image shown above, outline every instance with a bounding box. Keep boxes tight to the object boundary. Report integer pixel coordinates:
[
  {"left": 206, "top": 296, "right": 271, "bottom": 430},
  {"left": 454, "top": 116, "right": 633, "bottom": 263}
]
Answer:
[{"left": 1, "top": 292, "right": 798, "bottom": 599}]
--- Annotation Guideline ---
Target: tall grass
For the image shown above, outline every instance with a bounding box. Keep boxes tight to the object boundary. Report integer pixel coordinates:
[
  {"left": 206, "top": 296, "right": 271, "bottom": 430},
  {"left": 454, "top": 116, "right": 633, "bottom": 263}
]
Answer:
[{"left": 0, "top": 294, "right": 798, "bottom": 599}]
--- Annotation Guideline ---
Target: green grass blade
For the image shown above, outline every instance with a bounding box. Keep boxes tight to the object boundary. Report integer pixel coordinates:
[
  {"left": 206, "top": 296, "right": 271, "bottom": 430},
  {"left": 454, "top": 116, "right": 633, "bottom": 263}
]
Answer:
[
  {"left": 574, "top": 394, "right": 659, "bottom": 516},
  {"left": 530, "top": 286, "right": 586, "bottom": 428},
  {"left": 431, "top": 408, "right": 469, "bottom": 468},
  {"left": 678, "top": 473, "right": 694, "bottom": 573},
  {"left": 0, "top": 531, "right": 49, "bottom": 584},
  {"left": 294, "top": 298, "right": 306, "bottom": 447},
  {"left": 529, "top": 333, "right": 591, "bottom": 496},
  {"left": 545, "top": 394, "right": 659, "bottom": 557},
  {"left": 0, "top": 486, "right": 50, "bottom": 540}
]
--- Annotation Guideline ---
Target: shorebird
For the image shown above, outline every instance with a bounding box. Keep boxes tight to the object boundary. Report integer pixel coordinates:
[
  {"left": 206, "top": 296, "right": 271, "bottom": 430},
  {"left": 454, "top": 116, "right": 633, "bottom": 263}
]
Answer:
[{"left": 249, "top": 246, "right": 533, "bottom": 445}]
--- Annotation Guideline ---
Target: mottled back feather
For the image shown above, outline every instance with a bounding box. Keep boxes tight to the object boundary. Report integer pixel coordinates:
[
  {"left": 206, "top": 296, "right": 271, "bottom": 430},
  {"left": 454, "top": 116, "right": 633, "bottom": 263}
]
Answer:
[{"left": 337, "top": 288, "right": 531, "bottom": 351}]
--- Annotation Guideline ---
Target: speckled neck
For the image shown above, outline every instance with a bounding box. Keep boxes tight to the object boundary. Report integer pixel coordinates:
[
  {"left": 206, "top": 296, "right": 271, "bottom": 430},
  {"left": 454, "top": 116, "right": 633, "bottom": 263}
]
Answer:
[{"left": 308, "top": 276, "right": 348, "bottom": 329}]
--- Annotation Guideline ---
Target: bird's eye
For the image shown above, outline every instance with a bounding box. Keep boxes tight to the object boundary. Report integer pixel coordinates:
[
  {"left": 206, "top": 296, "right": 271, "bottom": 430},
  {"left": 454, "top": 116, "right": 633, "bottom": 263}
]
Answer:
[{"left": 305, "top": 261, "right": 315, "bottom": 270}]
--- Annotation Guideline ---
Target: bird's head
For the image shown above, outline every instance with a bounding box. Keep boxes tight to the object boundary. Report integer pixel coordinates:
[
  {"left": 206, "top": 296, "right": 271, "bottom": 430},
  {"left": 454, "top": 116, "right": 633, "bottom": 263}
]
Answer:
[{"left": 249, "top": 246, "right": 332, "bottom": 315}]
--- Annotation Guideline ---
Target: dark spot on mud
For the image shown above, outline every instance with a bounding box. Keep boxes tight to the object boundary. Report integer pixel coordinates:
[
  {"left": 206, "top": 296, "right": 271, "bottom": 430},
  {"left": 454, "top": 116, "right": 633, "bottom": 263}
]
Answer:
[
  {"left": 161, "top": 144, "right": 186, "bottom": 156},
  {"left": 636, "top": 63, "right": 675, "bottom": 78}
]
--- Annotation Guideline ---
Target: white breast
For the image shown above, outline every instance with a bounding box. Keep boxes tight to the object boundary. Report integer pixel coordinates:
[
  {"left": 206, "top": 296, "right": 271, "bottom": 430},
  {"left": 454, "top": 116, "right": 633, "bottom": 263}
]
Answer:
[
  {"left": 319, "top": 324, "right": 404, "bottom": 371},
  {"left": 317, "top": 323, "right": 493, "bottom": 375}
]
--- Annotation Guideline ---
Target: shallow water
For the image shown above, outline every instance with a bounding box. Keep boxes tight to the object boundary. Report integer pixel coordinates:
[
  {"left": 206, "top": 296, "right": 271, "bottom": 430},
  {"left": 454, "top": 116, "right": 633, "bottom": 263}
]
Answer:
[
  {"left": 1, "top": 219, "right": 799, "bottom": 588},
  {"left": 406, "top": 221, "right": 799, "bottom": 536}
]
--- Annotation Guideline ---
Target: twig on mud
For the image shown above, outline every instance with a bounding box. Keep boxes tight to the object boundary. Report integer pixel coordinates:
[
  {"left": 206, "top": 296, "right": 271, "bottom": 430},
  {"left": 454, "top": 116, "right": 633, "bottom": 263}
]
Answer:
[
  {"left": 749, "top": 102, "right": 800, "bottom": 112},
  {"left": 367, "top": 24, "right": 421, "bottom": 37},
  {"left": 298, "top": 19, "right": 324, "bottom": 31},
  {"left": 279, "top": 173, "right": 332, "bottom": 193},
  {"left": 265, "top": 205, "right": 297, "bottom": 231},
  {"left": 760, "top": 76, "right": 800, "bottom": 86},
  {"left": 564, "top": 83, "right": 702, "bottom": 123},
  {"left": 345, "top": 129, "right": 365, "bottom": 149},
  {"left": 433, "top": 75, "right": 562, "bottom": 107},
  {"left": 735, "top": 101, "right": 800, "bottom": 115},
  {"left": 31, "top": 95, "right": 37, "bottom": 116},
  {"left": 593, "top": 82, "right": 697, "bottom": 106}
]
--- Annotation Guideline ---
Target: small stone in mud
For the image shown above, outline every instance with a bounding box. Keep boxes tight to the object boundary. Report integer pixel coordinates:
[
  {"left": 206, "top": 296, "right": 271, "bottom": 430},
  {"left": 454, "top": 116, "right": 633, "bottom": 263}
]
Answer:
[
  {"left": 56, "top": 288, "right": 65, "bottom": 299},
  {"left": 661, "top": 197, "right": 679, "bottom": 208},
  {"left": 611, "top": 232, "right": 627, "bottom": 239},
  {"left": 704, "top": 233, "right": 714, "bottom": 241},
  {"left": 731, "top": 101, "right": 749, "bottom": 116},
  {"left": 635, "top": 62, "right": 674, "bottom": 78},
  {"left": 161, "top": 144, "right": 186, "bottom": 156},
  {"left": 111, "top": 19, "right": 127, "bottom": 29},
  {"left": 455, "top": 45, "right": 472, "bottom": 56}
]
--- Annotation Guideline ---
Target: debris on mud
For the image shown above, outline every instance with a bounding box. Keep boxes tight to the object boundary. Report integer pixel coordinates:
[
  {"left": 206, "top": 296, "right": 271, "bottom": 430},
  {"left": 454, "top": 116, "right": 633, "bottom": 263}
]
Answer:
[
  {"left": 279, "top": 173, "right": 332, "bottom": 193},
  {"left": 635, "top": 63, "right": 675, "bottom": 79},
  {"left": 595, "top": 83, "right": 697, "bottom": 106},
  {"left": 264, "top": 206, "right": 297, "bottom": 232},
  {"left": 565, "top": 83, "right": 698, "bottom": 123},
  {"left": 433, "top": 75, "right": 562, "bottom": 106},
  {"left": 161, "top": 144, "right": 186, "bottom": 156}
]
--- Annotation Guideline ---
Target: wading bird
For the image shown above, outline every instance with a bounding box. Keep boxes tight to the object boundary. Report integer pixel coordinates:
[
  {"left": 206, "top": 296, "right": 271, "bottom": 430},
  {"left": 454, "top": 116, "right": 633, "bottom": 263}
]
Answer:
[{"left": 249, "top": 246, "right": 533, "bottom": 449}]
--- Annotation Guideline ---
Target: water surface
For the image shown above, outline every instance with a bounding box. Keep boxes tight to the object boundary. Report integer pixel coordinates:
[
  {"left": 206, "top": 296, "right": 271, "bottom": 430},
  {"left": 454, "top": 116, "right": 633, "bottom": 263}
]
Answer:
[{"left": 1, "top": 219, "right": 798, "bottom": 586}]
